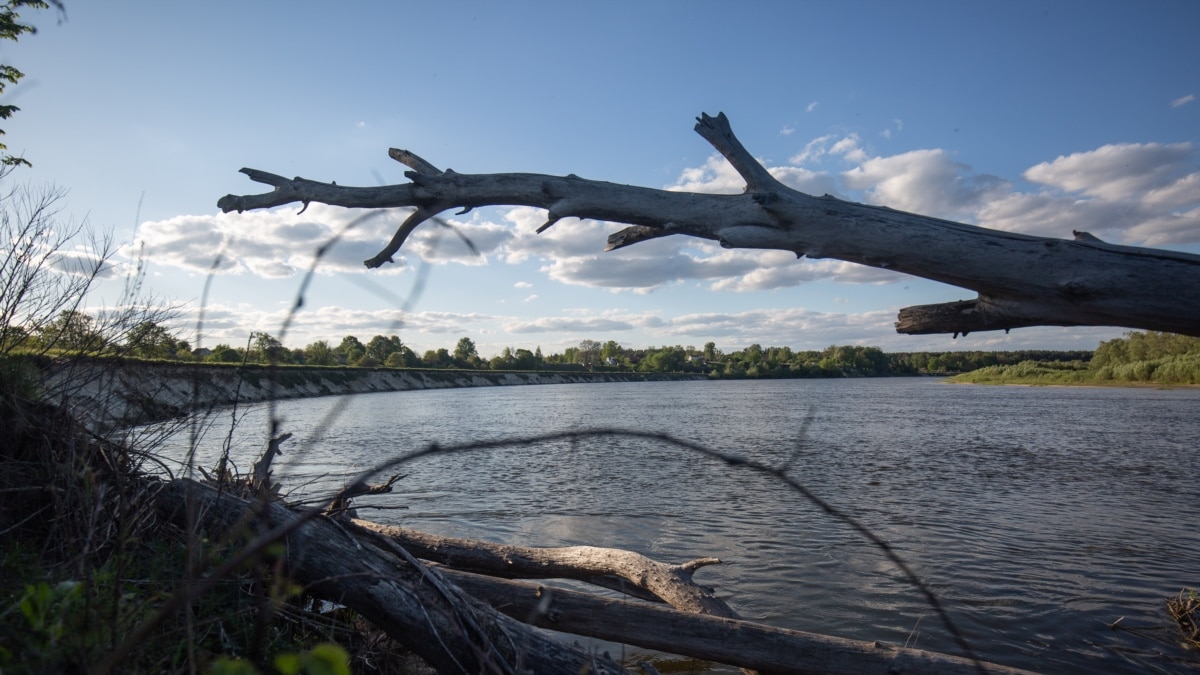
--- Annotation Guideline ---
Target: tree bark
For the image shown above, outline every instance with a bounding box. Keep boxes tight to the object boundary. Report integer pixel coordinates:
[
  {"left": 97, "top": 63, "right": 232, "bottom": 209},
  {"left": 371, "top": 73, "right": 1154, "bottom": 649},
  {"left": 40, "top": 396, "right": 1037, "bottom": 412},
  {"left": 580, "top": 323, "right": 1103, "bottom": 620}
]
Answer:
[
  {"left": 352, "top": 519, "right": 737, "bottom": 617},
  {"left": 217, "top": 112, "right": 1200, "bottom": 338},
  {"left": 157, "top": 478, "right": 630, "bottom": 675},
  {"left": 440, "top": 567, "right": 1035, "bottom": 675}
]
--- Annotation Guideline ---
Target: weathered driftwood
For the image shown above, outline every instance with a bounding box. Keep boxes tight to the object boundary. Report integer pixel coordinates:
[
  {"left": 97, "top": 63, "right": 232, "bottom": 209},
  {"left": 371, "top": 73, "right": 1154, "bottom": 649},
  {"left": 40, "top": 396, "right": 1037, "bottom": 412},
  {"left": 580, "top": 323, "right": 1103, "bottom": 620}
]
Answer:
[
  {"left": 352, "top": 519, "right": 737, "bottom": 617},
  {"left": 158, "top": 478, "right": 629, "bottom": 675},
  {"left": 217, "top": 112, "right": 1200, "bottom": 338},
  {"left": 440, "top": 567, "right": 1036, "bottom": 675}
]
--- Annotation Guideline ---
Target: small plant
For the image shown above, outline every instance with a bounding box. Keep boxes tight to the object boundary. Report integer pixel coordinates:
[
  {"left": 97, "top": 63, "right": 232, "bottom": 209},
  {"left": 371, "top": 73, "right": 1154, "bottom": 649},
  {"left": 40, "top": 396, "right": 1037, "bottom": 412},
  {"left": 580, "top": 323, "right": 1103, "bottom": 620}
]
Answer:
[{"left": 1168, "top": 587, "right": 1199, "bottom": 649}]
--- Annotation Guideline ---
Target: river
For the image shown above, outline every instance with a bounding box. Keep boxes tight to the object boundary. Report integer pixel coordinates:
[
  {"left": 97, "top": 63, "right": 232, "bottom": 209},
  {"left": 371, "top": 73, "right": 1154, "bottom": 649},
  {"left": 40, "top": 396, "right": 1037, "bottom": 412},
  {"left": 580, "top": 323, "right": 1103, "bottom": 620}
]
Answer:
[{"left": 152, "top": 378, "right": 1200, "bottom": 673}]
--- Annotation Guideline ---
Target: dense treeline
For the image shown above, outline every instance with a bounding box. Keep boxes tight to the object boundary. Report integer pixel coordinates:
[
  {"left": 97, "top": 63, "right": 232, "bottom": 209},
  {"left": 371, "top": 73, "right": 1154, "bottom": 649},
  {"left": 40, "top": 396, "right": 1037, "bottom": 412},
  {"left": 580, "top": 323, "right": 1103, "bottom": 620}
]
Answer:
[
  {"left": 952, "top": 331, "right": 1200, "bottom": 385},
  {"left": 8, "top": 309, "right": 1094, "bottom": 378}
]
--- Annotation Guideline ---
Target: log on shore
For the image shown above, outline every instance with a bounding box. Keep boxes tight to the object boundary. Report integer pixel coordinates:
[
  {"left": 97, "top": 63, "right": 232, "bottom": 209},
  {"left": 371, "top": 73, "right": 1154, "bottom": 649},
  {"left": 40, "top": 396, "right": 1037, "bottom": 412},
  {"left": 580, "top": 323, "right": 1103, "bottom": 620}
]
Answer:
[
  {"left": 158, "top": 478, "right": 629, "bottom": 674},
  {"left": 352, "top": 519, "right": 737, "bottom": 617},
  {"left": 441, "top": 567, "right": 1037, "bottom": 675}
]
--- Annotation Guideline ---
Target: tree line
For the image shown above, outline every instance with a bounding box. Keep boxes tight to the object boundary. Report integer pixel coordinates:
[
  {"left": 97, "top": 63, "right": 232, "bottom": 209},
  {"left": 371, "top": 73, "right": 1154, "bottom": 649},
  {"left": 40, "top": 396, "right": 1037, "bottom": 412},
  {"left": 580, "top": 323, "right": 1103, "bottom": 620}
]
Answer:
[
  {"left": 7, "top": 309, "right": 1101, "bottom": 378},
  {"left": 952, "top": 331, "right": 1200, "bottom": 385}
]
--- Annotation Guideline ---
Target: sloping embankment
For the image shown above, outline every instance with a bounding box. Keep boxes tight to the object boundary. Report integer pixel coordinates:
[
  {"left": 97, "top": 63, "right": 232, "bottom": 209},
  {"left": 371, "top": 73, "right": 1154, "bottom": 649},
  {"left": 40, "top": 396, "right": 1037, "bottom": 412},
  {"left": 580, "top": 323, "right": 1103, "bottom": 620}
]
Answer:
[{"left": 42, "top": 358, "right": 705, "bottom": 428}]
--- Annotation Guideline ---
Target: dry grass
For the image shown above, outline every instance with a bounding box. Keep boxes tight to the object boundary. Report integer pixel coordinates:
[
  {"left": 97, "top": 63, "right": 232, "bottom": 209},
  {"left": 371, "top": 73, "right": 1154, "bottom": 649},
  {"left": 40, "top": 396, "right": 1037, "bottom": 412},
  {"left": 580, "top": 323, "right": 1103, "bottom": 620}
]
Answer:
[{"left": 1168, "top": 588, "right": 1200, "bottom": 649}]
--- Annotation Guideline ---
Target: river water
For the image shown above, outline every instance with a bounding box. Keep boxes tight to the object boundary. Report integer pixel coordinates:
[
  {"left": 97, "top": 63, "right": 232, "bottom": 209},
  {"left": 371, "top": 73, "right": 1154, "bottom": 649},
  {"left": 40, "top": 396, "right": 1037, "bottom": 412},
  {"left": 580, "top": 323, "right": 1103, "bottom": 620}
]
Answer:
[{"left": 153, "top": 378, "right": 1200, "bottom": 673}]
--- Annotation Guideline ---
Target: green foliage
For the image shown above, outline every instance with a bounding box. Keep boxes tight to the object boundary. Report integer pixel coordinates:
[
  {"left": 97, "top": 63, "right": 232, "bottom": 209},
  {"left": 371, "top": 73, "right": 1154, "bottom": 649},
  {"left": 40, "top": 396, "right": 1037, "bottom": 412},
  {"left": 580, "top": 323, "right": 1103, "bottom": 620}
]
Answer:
[
  {"left": 334, "top": 335, "right": 365, "bottom": 364},
  {"left": 211, "top": 643, "right": 351, "bottom": 675},
  {"left": 275, "top": 643, "right": 352, "bottom": 675},
  {"left": 124, "top": 320, "right": 189, "bottom": 359},
  {"left": 951, "top": 331, "right": 1200, "bottom": 386},
  {"left": 0, "top": 1, "right": 57, "bottom": 167},
  {"left": 453, "top": 336, "right": 477, "bottom": 364},
  {"left": 33, "top": 309, "right": 101, "bottom": 353},
  {"left": 303, "top": 339, "right": 335, "bottom": 366},
  {"left": 251, "top": 331, "right": 291, "bottom": 364}
]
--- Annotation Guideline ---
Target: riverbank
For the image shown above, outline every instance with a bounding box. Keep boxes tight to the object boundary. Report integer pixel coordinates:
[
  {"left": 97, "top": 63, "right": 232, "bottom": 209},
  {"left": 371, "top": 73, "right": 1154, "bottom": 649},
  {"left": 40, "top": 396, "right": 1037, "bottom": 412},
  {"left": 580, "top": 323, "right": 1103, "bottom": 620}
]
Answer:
[{"left": 39, "top": 358, "right": 706, "bottom": 428}]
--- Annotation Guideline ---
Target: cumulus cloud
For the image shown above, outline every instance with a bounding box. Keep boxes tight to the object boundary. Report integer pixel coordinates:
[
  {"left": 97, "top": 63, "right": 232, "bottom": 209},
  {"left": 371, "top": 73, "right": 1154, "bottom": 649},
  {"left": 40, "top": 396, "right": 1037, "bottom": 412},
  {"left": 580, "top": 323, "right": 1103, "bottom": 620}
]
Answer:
[
  {"left": 505, "top": 315, "right": 639, "bottom": 334},
  {"left": 1023, "top": 142, "right": 1194, "bottom": 202},
  {"left": 1004, "top": 142, "right": 1200, "bottom": 244},
  {"left": 183, "top": 301, "right": 498, "bottom": 348},
  {"left": 843, "top": 148, "right": 1009, "bottom": 220},
  {"left": 131, "top": 204, "right": 518, "bottom": 278},
  {"left": 665, "top": 153, "right": 836, "bottom": 196},
  {"left": 130, "top": 205, "right": 410, "bottom": 278}
]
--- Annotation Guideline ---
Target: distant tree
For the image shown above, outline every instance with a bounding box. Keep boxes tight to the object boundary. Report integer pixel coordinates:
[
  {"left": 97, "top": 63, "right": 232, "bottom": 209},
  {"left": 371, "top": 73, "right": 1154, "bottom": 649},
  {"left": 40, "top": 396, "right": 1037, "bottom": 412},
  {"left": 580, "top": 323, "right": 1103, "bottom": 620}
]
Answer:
[
  {"left": 600, "top": 340, "right": 622, "bottom": 365},
  {"left": 304, "top": 339, "right": 335, "bottom": 366},
  {"left": 36, "top": 310, "right": 102, "bottom": 353},
  {"left": 251, "top": 331, "right": 289, "bottom": 363},
  {"left": 454, "top": 336, "right": 478, "bottom": 365},
  {"left": 576, "top": 339, "right": 601, "bottom": 369},
  {"left": 335, "top": 335, "right": 365, "bottom": 365},
  {"left": 365, "top": 334, "right": 400, "bottom": 363},
  {"left": 511, "top": 348, "right": 538, "bottom": 370},
  {"left": 124, "top": 320, "right": 183, "bottom": 359},
  {"left": 206, "top": 343, "right": 242, "bottom": 363},
  {"left": 702, "top": 341, "right": 719, "bottom": 361},
  {"left": 384, "top": 351, "right": 408, "bottom": 368}
]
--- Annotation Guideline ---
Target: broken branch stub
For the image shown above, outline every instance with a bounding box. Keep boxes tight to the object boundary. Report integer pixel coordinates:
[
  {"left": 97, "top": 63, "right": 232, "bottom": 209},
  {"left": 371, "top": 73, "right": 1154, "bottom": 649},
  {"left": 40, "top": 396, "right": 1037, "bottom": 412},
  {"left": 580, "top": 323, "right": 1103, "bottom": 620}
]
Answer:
[{"left": 217, "top": 113, "right": 1200, "bottom": 338}]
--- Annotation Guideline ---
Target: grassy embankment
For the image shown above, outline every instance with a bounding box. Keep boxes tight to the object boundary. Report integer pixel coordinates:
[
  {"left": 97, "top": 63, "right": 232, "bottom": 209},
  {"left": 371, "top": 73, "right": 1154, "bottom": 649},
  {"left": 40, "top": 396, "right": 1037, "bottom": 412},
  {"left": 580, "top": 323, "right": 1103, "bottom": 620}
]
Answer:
[{"left": 950, "top": 331, "right": 1200, "bottom": 386}]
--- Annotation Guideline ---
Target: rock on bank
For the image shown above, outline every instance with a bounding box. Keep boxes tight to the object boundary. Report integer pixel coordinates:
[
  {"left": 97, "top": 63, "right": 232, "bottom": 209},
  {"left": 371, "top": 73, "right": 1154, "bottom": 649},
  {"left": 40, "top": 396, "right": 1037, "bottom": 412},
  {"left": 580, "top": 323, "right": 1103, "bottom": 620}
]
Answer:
[{"left": 41, "top": 358, "right": 705, "bottom": 428}]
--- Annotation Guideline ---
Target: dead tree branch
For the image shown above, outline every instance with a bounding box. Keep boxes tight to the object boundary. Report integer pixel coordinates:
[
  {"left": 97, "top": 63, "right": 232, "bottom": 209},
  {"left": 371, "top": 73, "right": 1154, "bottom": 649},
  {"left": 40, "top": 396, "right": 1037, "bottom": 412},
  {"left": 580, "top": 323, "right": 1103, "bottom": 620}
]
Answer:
[
  {"left": 157, "top": 478, "right": 629, "bottom": 675},
  {"left": 218, "top": 112, "right": 1200, "bottom": 338},
  {"left": 441, "top": 567, "right": 1036, "bottom": 675},
  {"left": 352, "top": 519, "right": 736, "bottom": 617}
]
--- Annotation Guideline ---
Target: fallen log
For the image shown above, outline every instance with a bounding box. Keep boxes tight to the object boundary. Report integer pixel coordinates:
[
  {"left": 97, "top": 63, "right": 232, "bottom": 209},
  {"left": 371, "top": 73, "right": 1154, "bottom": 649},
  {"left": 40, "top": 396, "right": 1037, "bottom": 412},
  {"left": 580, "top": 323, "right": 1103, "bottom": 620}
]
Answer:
[
  {"left": 352, "top": 519, "right": 737, "bottom": 617},
  {"left": 440, "top": 567, "right": 1036, "bottom": 675},
  {"left": 156, "top": 478, "right": 630, "bottom": 674}
]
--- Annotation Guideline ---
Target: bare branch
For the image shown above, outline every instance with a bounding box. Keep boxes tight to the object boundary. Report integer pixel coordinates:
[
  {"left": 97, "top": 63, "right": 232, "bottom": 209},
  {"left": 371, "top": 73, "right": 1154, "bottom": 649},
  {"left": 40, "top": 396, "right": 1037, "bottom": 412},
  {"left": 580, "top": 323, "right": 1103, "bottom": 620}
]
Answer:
[{"left": 218, "top": 113, "right": 1200, "bottom": 338}]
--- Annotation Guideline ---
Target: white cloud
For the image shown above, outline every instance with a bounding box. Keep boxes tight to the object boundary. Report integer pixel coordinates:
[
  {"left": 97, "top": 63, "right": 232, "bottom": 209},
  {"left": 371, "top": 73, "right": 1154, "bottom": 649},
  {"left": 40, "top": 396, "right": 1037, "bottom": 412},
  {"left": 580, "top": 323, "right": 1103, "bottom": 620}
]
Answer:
[
  {"left": 842, "top": 148, "right": 1009, "bottom": 220},
  {"left": 1171, "top": 94, "right": 1195, "bottom": 108},
  {"left": 522, "top": 294, "right": 538, "bottom": 302},
  {"left": 514, "top": 281, "right": 532, "bottom": 288},
  {"left": 790, "top": 134, "right": 837, "bottom": 165},
  {"left": 805, "top": 101, "right": 818, "bottom": 113},
  {"left": 829, "top": 135, "right": 868, "bottom": 163},
  {"left": 130, "top": 205, "right": 412, "bottom": 278},
  {"left": 664, "top": 154, "right": 747, "bottom": 194},
  {"left": 1023, "top": 142, "right": 1194, "bottom": 202},
  {"left": 665, "top": 153, "right": 837, "bottom": 196},
  {"left": 880, "top": 118, "right": 903, "bottom": 139}
]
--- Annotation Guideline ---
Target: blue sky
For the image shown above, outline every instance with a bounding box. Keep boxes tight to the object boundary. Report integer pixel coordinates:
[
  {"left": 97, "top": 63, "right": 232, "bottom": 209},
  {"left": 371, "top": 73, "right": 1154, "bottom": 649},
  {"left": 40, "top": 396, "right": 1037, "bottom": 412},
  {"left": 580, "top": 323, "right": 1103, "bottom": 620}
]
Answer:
[{"left": 6, "top": 1, "right": 1198, "bottom": 356}]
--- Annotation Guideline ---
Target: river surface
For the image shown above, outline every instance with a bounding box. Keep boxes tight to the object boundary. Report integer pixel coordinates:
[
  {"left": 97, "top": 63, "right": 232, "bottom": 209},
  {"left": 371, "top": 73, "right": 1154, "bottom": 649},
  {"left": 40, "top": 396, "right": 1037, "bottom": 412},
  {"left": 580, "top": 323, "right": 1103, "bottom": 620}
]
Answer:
[{"left": 152, "top": 378, "right": 1200, "bottom": 673}]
